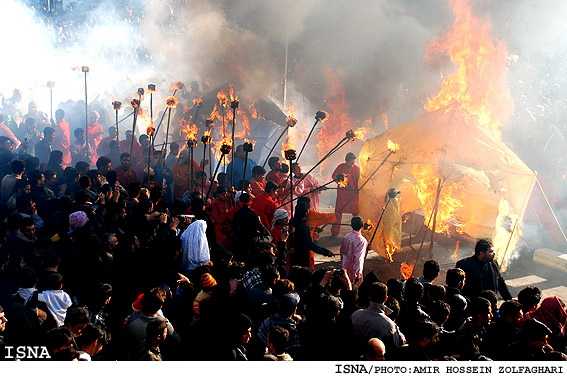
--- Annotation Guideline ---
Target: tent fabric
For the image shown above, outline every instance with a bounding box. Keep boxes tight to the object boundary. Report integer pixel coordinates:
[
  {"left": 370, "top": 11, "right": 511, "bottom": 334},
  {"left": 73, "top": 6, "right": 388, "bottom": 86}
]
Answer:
[{"left": 358, "top": 105, "right": 536, "bottom": 270}]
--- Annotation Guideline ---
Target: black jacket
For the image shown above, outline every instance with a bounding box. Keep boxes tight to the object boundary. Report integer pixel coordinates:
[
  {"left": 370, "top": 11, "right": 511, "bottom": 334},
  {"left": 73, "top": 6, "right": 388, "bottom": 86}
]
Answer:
[{"left": 455, "top": 256, "right": 512, "bottom": 301}]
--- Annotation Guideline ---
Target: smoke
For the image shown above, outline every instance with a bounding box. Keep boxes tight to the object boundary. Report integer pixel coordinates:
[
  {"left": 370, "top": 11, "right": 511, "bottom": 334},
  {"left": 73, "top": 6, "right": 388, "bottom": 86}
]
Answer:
[{"left": 1, "top": 0, "right": 566, "bottom": 168}]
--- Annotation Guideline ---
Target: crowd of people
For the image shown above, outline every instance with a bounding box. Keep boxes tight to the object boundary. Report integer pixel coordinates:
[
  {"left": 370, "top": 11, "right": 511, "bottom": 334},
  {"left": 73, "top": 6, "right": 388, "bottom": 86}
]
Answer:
[{"left": 0, "top": 96, "right": 566, "bottom": 362}]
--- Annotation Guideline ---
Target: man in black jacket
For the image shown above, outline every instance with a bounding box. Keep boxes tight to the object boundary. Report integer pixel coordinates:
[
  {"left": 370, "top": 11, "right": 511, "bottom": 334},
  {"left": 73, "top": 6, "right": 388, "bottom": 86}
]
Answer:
[
  {"left": 455, "top": 239, "right": 512, "bottom": 301},
  {"left": 290, "top": 202, "right": 333, "bottom": 268}
]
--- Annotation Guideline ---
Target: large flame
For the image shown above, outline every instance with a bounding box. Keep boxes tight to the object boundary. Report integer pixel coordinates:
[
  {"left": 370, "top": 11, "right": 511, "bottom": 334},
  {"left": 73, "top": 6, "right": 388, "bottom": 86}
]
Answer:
[
  {"left": 412, "top": 163, "right": 464, "bottom": 234},
  {"left": 424, "top": 0, "right": 513, "bottom": 138},
  {"left": 316, "top": 68, "right": 352, "bottom": 175},
  {"left": 400, "top": 262, "right": 413, "bottom": 280}
]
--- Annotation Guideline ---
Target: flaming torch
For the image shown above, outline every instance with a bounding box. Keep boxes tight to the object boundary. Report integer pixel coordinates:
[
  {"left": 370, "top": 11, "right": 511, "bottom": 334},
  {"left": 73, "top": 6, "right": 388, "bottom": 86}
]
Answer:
[
  {"left": 296, "top": 110, "right": 327, "bottom": 163},
  {"left": 206, "top": 119, "right": 214, "bottom": 177},
  {"left": 47, "top": 81, "right": 55, "bottom": 120},
  {"left": 284, "top": 148, "right": 297, "bottom": 235},
  {"left": 148, "top": 84, "right": 156, "bottom": 129},
  {"left": 81, "top": 66, "right": 89, "bottom": 160},
  {"left": 262, "top": 112, "right": 297, "bottom": 168},
  {"left": 230, "top": 97, "right": 239, "bottom": 186},
  {"left": 164, "top": 95, "right": 179, "bottom": 154},
  {"left": 112, "top": 101, "right": 122, "bottom": 142},
  {"left": 187, "top": 137, "right": 198, "bottom": 192},
  {"left": 201, "top": 130, "right": 212, "bottom": 194},
  {"left": 278, "top": 173, "right": 348, "bottom": 208},
  {"left": 206, "top": 141, "right": 232, "bottom": 201},
  {"left": 129, "top": 98, "right": 140, "bottom": 159},
  {"left": 242, "top": 140, "right": 254, "bottom": 185},
  {"left": 366, "top": 188, "right": 402, "bottom": 260},
  {"left": 146, "top": 124, "right": 156, "bottom": 181}
]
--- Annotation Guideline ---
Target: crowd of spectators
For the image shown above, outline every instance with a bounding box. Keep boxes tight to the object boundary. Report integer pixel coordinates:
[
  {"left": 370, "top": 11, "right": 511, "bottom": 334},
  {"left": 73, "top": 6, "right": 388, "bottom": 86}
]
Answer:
[{"left": 0, "top": 98, "right": 566, "bottom": 362}]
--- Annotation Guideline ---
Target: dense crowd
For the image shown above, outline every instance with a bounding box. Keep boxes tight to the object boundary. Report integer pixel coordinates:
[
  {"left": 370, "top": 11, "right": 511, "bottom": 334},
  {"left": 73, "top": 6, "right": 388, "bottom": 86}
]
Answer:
[{"left": 0, "top": 95, "right": 566, "bottom": 362}]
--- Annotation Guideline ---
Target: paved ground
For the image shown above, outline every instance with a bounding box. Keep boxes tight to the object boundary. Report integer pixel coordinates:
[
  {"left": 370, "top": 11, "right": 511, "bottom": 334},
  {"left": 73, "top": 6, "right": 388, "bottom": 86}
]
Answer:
[{"left": 312, "top": 208, "right": 567, "bottom": 304}]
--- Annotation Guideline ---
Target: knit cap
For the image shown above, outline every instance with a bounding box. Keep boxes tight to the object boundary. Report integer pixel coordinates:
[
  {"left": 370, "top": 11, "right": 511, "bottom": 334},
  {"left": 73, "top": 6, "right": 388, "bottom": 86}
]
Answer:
[
  {"left": 200, "top": 273, "right": 217, "bottom": 289},
  {"left": 69, "top": 211, "right": 88, "bottom": 228}
]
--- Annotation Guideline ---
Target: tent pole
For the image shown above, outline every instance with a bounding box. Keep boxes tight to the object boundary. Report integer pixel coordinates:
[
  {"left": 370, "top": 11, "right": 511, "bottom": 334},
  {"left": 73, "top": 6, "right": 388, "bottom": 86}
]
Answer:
[
  {"left": 428, "top": 177, "right": 444, "bottom": 260},
  {"left": 410, "top": 203, "right": 437, "bottom": 277}
]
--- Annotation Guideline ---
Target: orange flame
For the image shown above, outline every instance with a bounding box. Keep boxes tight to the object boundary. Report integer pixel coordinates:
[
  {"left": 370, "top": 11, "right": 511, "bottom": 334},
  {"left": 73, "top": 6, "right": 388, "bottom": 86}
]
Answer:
[
  {"left": 352, "top": 127, "right": 368, "bottom": 142},
  {"left": 193, "top": 97, "right": 203, "bottom": 107},
  {"left": 452, "top": 240, "right": 460, "bottom": 260},
  {"left": 412, "top": 163, "right": 464, "bottom": 234},
  {"left": 229, "top": 84, "right": 238, "bottom": 102},
  {"left": 400, "top": 262, "right": 413, "bottom": 280},
  {"left": 166, "top": 96, "right": 179, "bottom": 109},
  {"left": 424, "top": 0, "right": 513, "bottom": 138},
  {"left": 385, "top": 244, "right": 395, "bottom": 263},
  {"left": 317, "top": 68, "right": 352, "bottom": 175},
  {"left": 170, "top": 81, "right": 184, "bottom": 90},
  {"left": 243, "top": 138, "right": 256, "bottom": 147},
  {"left": 337, "top": 174, "right": 348, "bottom": 188},
  {"left": 387, "top": 139, "right": 400, "bottom": 153}
]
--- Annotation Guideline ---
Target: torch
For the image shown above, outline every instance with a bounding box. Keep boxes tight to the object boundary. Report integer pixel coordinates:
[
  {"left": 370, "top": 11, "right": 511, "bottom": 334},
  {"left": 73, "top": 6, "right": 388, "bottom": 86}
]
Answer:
[
  {"left": 333, "top": 139, "right": 400, "bottom": 216},
  {"left": 187, "top": 137, "right": 198, "bottom": 193},
  {"left": 206, "top": 141, "right": 232, "bottom": 201},
  {"left": 129, "top": 98, "right": 140, "bottom": 160},
  {"left": 296, "top": 110, "right": 326, "bottom": 163},
  {"left": 201, "top": 131, "right": 212, "bottom": 194},
  {"left": 230, "top": 98, "right": 239, "bottom": 186},
  {"left": 278, "top": 173, "right": 347, "bottom": 208},
  {"left": 262, "top": 114, "right": 297, "bottom": 168},
  {"left": 242, "top": 140, "right": 254, "bottom": 185},
  {"left": 148, "top": 84, "right": 155, "bottom": 122},
  {"left": 284, "top": 148, "right": 297, "bottom": 235},
  {"left": 154, "top": 82, "right": 183, "bottom": 140},
  {"left": 47, "top": 81, "right": 55, "bottom": 120},
  {"left": 164, "top": 95, "right": 179, "bottom": 155},
  {"left": 365, "top": 188, "right": 401, "bottom": 260},
  {"left": 146, "top": 124, "right": 156, "bottom": 181},
  {"left": 206, "top": 119, "right": 214, "bottom": 177},
  {"left": 82, "top": 66, "right": 89, "bottom": 160},
  {"left": 112, "top": 101, "right": 122, "bottom": 142}
]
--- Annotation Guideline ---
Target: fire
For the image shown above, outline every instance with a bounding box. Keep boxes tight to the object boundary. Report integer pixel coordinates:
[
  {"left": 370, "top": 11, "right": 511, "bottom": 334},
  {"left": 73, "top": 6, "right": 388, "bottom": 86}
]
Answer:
[
  {"left": 337, "top": 174, "right": 348, "bottom": 188},
  {"left": 166, "top": 96, "right": 179, "bottom": 109},
  {"left": 179, "top": 117, "right": 198, "bottom": 141},
  {"left": 217, "top": 90, "right": 228, "bottom": 107},
  {"left": 353, "top": 127, "right": 369, "bottom": 142},
  {"left": 170, "top": 81, "right": 184, "bottom": 90},
  {"left": 249, "top": 102, "right": 259, "bottom": 119},
  {"left": 452, "top": 240, "right": 460, "bottom": 260},
  {"left": 317, "top": 68, "right": 352, "bottom": 175},
  {"left": 193, "top": 97, "right": 203, "bottom": 108},
  {"left": 424, "top": 0, "right": 513, "bottom": 138},
  {"left": 412, "top": 163, "right": 464, "bottom": 234},
  {"left": 387, "top": 139, "right": 400, "bottom": 153},
  {"left": 235, "top": 113, "right": 251, "bottom": 139},
  {"left": 229, "top": 84, "right": 238, "bottom": 102},
  {"left": 492, "top": 198, "right": 520, "bottom": 272},
  {"left": 286, "top": 103, "right": 297, "bottom": 127},
  {"left": 400, "top": 262, "right": 413, "bottom": 280},
  {"left": 385, "top": 244, "right": 395, "bottom": 263},
  {"left": 243, "top": 138, "right": 256, "bottom": 148}
]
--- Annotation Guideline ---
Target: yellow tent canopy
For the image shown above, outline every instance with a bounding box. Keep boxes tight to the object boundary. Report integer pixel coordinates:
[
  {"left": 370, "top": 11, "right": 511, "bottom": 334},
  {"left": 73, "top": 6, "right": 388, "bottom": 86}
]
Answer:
[{"left": 359, "top": 105, "right": 536, "bottom": 270}]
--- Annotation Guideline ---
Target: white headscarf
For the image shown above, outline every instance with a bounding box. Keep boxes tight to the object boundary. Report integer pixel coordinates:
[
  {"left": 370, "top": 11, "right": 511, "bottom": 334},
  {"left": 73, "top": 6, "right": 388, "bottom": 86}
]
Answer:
[
  {"left": 180, "top": 220, "right": 210, "bottom": 271},
  {"left": 272, "top": 208, "right": 288, "bottom": 230}
]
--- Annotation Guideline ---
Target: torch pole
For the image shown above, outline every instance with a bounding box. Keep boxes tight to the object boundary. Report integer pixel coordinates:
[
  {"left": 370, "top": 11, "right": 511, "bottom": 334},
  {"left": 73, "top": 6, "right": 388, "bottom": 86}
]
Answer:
[
  {"left": 296, "top": 118, "right": 320, "bottom": 163},
  {"left": 146, "top": 134, "right": 153, "bottom": 181},
  {"left": 231, "top": 107, "right": 236, "bottom": 186},
  {"left": 262, "top": 125, "right": 289, "bottom": 168},
  {"left": 278, "top": 178, "right": 339, "bottom": 208},
  {"left": 164, "top": 107, "right": 172, "bottom": 155},
  {"left": 206, "top": 156, "right": 224, "bottom": 202},
  {"left": 190, "top": 146, "right": 194, "bottom": 193},
  {"left": 115, "top": 110, "right": 119, "bottom": 142},
  {"left": 365, "top": 195, "right": 394, "bottom": 260},
  {"left": 243, "top": 151, "right": 249, "bottom": 187},
  {"left": 49, "top": 88, "right": 53, "bottom": 120},
  {"left": 296, "top": 137, "right": 349, "bottom": 186},
  {"left": 427, "top": 177, "right": 444, "bottom": 260},
  {"left": 202, "top": 143, "right": 207, "bottom": 194},
  {"left": 130, "top": 110, "right": 137, "bottom": 160},
  {"left": 289, "top": 158, "right": 294, "bottom": 232},
  {"left": 84, "top": 70, "right": 89, "bottom": 161}
]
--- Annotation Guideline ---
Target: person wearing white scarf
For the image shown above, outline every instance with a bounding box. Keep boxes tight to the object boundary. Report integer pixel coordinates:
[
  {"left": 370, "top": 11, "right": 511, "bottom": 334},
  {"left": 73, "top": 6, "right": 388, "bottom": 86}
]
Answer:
[
  {"left": 180, "top": 219, "right": 211, "bottom": 272},
  {"left": 271, "top": 209, "right": 288, "bottom": 230}
]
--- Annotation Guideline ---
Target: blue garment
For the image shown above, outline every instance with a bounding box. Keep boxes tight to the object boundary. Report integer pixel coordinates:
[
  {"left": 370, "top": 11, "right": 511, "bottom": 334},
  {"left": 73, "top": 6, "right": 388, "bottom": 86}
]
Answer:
[{"left": 226, "top": 158, "right": 257, "bottom": 187}]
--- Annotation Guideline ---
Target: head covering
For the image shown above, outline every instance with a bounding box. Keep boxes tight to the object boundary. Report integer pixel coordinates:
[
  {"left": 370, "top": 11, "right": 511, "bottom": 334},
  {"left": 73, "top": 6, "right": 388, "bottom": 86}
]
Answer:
[
  {"left": 200, "top": 273, "right": 217, "bottom": 289},
  {"left": 180, "top": 220, "right": 210, "bottom": 271},
  {"left": 239, "top": 192, "right": 252, "bottom": 205},
  {"left": 271, "top": 209, "right": 288, "bottom": 230},
  {"left": 524, "top": 296, "right": 567, "bottom": 338},
  {"left": 132, "top": 293, "right": 144, "bottom": 312},
  {"left": 281, "top": 292, "right": 300, "bottom": 308},
  {"left": 235, "top": 191, "right": 243, "bottom": 205},
  {"left": 69, "top": 211, "right": 88, "bottom": 228}
]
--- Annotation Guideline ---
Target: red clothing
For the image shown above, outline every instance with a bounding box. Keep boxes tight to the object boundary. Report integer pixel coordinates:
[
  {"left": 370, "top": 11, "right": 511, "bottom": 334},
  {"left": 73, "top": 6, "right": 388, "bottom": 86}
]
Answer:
[
  {"left": 172, "top": 159, "right": 201, "bottom": 198},
  {"left": 251, "top": 191, "right": 277, "bottom": 229},
  {"left": 220, "top": 205, "right": 240, "bottom": 250},
  {"left": 52, "top": 119, "right": 70, "bottom": 167},
  {"left": 114, "top": 166, "right": 139, "bottom": 187},
  {"left": 120, "top": 139, "right": 143, "bottom": 166},
  {"left": 210, "top": 196, "right": 234, "bottom": 244},
  {"left": 250, "top": 178, "right": 266, "bottom": 196},
  {"left": 265, "top": 169, "right": 282, "bottom": 186},
  {"left": 97, "top": 136, "right": 116, "bottom": 158},
  {"left": 87, "top": 122, "right": 104, "bottom": 152},
  {"left": 331, "top": 162, "right": 360, "bottom": 236}
]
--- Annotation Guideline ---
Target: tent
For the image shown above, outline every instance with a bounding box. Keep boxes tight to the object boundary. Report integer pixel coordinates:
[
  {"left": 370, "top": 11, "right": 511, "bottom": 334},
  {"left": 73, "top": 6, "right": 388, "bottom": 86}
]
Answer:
[{"left": 358, "top": 105, "right": 536, "bottom": 270}]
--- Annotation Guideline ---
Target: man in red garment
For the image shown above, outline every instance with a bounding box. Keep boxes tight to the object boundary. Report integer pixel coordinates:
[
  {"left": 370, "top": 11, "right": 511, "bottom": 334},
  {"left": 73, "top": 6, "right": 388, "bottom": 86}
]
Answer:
[
  {"left": 265, "top": 157, "right": 283, "bottom": 187},
  {"left": 251, "top": 181, "right": 279, "bottom": 229},
  {"left": 114, "top": 152, "right": 139, "bottom": 188},
  {"left": 210, "top": 185, "right": 234, "bottom": 245},
  {"left": 87, "top": 111, "right": 104, "bottom": 154},
  {"left": 51, "top": 109, "right": 70, "bottom": 167},
  {"left": 331, "top": 152, "right": 360, "bottom": 238}
]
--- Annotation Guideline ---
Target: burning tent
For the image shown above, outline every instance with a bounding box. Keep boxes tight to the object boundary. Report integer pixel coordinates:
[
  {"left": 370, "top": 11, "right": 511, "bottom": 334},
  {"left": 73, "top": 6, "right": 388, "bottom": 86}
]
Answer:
[{"left": 358, "top": 105, "right": 536, "bottom": 271}]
